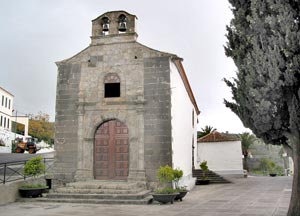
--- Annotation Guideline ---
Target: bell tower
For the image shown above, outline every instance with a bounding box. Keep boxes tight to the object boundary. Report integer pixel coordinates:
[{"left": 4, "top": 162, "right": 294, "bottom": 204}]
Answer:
[{"left": 91, "top": 11, "right": 137, "bottom": 45}]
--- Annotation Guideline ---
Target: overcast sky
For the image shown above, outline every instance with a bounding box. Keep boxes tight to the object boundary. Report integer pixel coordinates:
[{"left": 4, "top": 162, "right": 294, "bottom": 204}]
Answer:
[{"left": 0, "top": 0, "right": 250, "bottom": 133}]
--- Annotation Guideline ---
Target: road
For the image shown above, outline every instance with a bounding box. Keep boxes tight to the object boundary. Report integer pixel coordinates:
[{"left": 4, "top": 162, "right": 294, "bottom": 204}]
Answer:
[{"left": 0, "top": 152, "right": 55, "bottom": 164}]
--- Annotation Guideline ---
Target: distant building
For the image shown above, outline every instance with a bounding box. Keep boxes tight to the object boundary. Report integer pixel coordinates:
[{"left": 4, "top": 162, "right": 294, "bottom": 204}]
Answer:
[
  {"left": 0, "top": 86, "right": 30, "bottom": 153},
  {"left": 0, "top": 86, "right": 14, "bottom": 131},
  {"left": 197, "top": 131, "right": 244, "bottom": 178}
]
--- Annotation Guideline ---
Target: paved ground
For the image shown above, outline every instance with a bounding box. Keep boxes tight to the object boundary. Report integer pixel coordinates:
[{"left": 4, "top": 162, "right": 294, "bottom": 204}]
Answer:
[{"left": 0, "top": 176, "right": 292, "bottom": 216}]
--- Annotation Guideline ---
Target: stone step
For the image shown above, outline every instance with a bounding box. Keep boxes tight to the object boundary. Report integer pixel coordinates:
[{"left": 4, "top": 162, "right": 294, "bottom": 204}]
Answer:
[
  {"left": 193, "top": 169, "right": 231, "bottom": 184},
  {"left": 23, "top": 180, "right": 153, "bottom": 205},
  {"left": 66, "top": 181, "right": 144, "bottom": 190},
  {"left": 55, "top": 187, "right": 145, "bottom": 194},
  {"left": 20, "top": 196, "right": 153, "bottom": 205},
  {"left": 45, "top": 190, "right": 151, "bottom": 200}
]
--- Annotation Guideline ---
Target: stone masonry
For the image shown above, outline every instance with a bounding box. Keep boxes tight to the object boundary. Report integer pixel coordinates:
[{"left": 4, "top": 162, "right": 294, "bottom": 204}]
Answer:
[{"left": 54, "top": 11, "right": 187, "bottom": 188}]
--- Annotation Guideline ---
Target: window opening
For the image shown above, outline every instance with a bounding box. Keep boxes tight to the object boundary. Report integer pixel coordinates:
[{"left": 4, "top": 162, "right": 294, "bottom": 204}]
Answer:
[
  {"left": 104, "top": 74, "right": 121, "bottom": 98},
  {"left": 105, "top": 83, "right": 120, "bottom": 98}
]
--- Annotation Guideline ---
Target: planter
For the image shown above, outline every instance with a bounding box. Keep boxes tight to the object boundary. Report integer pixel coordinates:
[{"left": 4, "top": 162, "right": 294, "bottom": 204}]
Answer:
[
  {"left": 269, "top": 173, "right": 277, "bottom": 177},
  {"left": 174, "top": 191, "right": 188, "bottom": 201},
  {"left": 152, "top": 193, "right": 179, "bottom": 204},
  {"left": 196, "top": 179, "right": 210, "bottom": 185},
  {"left": 19, "top": 187, "right": 48, "bottom": 198}
]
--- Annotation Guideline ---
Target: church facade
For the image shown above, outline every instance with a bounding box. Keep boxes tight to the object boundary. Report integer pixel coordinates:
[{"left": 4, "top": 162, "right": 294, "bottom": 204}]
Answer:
[{"left": 54, "top": 11, "right": 200, "bottom": 189}]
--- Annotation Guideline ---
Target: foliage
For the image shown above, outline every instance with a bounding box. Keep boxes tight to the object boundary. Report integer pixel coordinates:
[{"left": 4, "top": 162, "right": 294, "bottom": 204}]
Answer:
[
  {"left": 224, "top": 1, "right": 300, "bottom": 214},
  {"left": 173, "top": 168, "right": 183, "bottom": 189},
  {"left": 240, "top": 132, "right": 256, "bottom": 156},
  {"left": 11, "top": 121, "right": 25, "bottom": 135},
  {"left": 19, "top": 184, "right": 47, "bottom": 189},
  {"left": 175, "top": 186, "right": 188, "bottom": 192},
  {"left": 157, "top": 165, "right": 174, "bottom": 184},
  {"left": 28, "top": 112, "right": 54, "bottom": 145},
  {"left": 23, "top": 156, "right": 45, "bottom": 178},
  {"left": 259, "top": 158, "right": 284, "bottom": 175},
  {"left": 200, "top": 160, "right": 209, "bottom": 180},
  {"left": 198, "top": 125, "right": 216, "bottom": 139},
  {"left": 155, "top": 187, "right": 178, "bottom": 194}
]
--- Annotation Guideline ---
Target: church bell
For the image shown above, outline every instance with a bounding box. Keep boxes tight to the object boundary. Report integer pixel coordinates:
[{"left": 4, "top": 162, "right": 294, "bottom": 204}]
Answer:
[
  {"left": 102, "top": 23, "right": 109, "bottom": 32},
  {"left": 118, "top": 22, "right": 127, "bottom": 32}
]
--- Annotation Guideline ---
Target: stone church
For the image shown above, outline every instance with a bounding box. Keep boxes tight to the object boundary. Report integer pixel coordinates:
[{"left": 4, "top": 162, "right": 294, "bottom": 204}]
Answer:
[{"left": 54, "top": 11, "right": 200, "bottom": 191}]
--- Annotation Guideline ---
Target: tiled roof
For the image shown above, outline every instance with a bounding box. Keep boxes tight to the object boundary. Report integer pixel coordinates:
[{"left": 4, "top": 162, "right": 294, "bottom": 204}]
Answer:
[{"left": 197, "top": 131, "right": 240, "bottom": 142}]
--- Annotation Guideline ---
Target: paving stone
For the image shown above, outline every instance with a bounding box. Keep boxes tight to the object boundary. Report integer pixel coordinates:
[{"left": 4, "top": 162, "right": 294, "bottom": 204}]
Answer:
[{"left": 0, "top": 176, "right": 293, "bottom": 216}]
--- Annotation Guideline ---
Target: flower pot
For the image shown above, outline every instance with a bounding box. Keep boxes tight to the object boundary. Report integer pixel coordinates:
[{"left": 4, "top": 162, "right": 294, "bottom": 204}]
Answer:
[
  {"left": 19, "top": 187, "right": 48, "bottom": 198},
  {"left": 269, "top": 173, "right": 277, "bottom": 177},
  {"left": 196, "top": 179, "right": 210, "bottom": 185},
  {"left": 174, "top": 191, "right": 188, "bottom": 201},
  {"left": 152, "top": 193, "right": 179, "bottom": 204}
]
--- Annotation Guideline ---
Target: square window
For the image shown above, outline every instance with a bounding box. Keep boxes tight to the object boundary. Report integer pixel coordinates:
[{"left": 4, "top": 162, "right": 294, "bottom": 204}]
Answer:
[{"left": 105, "top": 83, "right": 120, "bottom": 98}]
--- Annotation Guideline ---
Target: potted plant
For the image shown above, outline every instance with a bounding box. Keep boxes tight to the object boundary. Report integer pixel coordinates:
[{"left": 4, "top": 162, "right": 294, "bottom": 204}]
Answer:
[
  {"left": 19, "top": 156, "right": 48, "bottom": 198},
  {"left": 173, "top": 168, "right": 188, "bottom": 201},
  {"left": 152, "top": 165, "right": 179, "bottom": 204},
  {"left": 196, "top": 160, "right": 210, "bottom": 185}
]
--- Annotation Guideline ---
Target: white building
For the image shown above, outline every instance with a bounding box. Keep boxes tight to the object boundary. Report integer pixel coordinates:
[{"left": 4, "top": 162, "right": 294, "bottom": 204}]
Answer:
[
  {"left": 0, "top": 86, "right": 30, "bottom": 153},
  {"left": 0, "top": 87, "right": 14, "bottom": 131},
  {"left": 197, "top": 131, "right": 244, "bottom": 178}
]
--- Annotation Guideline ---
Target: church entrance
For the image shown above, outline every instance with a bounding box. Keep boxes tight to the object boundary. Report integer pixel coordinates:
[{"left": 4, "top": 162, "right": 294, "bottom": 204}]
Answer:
[{"left": 94, "top": 119, "right": 129, "bottom": 180}]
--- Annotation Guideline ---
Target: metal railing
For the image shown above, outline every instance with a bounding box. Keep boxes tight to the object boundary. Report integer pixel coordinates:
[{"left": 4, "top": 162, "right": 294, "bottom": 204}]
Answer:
[{"left": 0, "top": 158, "right": 55, "bottom": 184}]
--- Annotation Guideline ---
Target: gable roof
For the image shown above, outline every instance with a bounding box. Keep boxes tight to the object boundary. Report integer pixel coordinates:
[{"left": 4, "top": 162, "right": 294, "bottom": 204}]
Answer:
[
  {"left": 172, "top": 57, "right": 200, "bottom": 115},
  {"left": 198, "top": 131, "right": 240, "bottom": 142}
]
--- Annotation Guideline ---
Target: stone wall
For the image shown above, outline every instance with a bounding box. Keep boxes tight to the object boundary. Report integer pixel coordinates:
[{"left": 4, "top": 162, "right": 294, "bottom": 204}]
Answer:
[
  {"left": 54, "top": 36, "right": 174, "bottom": 186},
  {"left": 143, "top": 56, "right": 172, "bottom": 184},
  {"left": 54, "top": 64, "right": 81, "bottom": 185}
]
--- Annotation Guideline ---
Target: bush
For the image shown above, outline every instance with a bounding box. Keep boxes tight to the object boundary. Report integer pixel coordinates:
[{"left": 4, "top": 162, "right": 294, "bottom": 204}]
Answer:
[
  {"left": 259, "top": 158, "right": 284, "bottom": 175},
  {"left": 155, "top": 187, "right": 178, "bottom": 194},
  {"left": 23, "top": 156, "right": 45, "bottom": 178},
  {"left": 157, "top": 165, "right": 174, "bottom": 183}
]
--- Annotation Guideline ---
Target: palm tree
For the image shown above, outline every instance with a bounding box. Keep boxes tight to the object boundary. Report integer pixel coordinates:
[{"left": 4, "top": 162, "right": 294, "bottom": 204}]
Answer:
[
  {"left": 240, "top": 132, "right": 256, "bottom": 171},
  {"left": 197, "top": 126, "right": 216, "bottom": 139}
]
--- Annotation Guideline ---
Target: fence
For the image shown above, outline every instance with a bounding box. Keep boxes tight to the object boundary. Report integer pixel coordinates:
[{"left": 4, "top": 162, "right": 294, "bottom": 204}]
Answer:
[{"left": 0, "top": 158, "right": 54, "bottom": 184}]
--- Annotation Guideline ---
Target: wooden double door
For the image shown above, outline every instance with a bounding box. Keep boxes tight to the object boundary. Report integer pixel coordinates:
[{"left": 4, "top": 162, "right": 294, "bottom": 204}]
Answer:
[{"left": 94, "top": 120, "right": 129, "bottom": 180}]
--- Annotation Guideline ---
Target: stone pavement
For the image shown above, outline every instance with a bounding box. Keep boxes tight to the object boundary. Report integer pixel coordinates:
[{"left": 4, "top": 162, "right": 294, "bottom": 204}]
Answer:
[{"left": 0, "top": 176, "right": 292, "bottom": 216}]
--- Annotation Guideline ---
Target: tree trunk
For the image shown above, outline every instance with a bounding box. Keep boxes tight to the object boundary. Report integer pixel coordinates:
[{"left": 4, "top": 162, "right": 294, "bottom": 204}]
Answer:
[{"left": 287, "top": 140, "right": 300, "bottom": 216}]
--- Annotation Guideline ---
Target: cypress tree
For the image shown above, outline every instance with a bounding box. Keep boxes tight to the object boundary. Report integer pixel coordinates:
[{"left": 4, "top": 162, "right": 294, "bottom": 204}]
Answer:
[{"left": 225, "top": 1, "right": 300, "bottom": 214}]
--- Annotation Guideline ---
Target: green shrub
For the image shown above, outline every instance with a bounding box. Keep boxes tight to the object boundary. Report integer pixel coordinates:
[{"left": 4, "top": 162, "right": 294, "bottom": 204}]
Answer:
[
  {"left": 157, "top": 165, "right": 174, "bottom": 183},
  {"left": 23, "top": 156, "right": 45, "bottom": 178},
  {"left": 155, "top": 187, "right": 177, "bottom": 194},
  {"left": 259, "top": 158, "right": 284, "bottom": 175},
  {"left": 173, "top": 168, "right": 183, "bottom": 189},
  {"left": 200, "top": 160, "right": 209, "bottom": 180},
  {"left": 19, "top": 183, "right": 47, "bottom": 189}
]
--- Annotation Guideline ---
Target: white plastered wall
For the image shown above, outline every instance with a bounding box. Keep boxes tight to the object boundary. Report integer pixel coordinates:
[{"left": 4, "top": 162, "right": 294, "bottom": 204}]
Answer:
[
  {"left": 170, "top": 62, "right": 197, "bottom": 189},
  {"left": 197, "top": 140, "right": 244, "bottom": 177}
]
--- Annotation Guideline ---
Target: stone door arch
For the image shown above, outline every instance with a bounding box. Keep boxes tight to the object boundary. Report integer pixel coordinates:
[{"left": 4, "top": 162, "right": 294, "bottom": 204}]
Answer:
[{"left": 94, "top": 119, "right": 129, "bottom": 180}]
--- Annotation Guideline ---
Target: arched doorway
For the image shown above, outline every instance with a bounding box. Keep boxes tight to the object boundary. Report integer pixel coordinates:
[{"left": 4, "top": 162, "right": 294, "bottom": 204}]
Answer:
[{"left": 94, "top": 119, "right": 129, "bottom": 180}]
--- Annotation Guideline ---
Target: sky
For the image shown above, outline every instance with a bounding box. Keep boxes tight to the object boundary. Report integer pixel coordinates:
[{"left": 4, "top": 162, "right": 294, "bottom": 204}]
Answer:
[{"left": 0, "top": 0, "right": 250, "bottom": 133}]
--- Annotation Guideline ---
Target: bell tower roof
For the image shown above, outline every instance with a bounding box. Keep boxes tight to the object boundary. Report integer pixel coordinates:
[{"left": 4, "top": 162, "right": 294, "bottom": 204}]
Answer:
[{"left": 91, "top": 10, "right": 138, "bottom": 45}]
